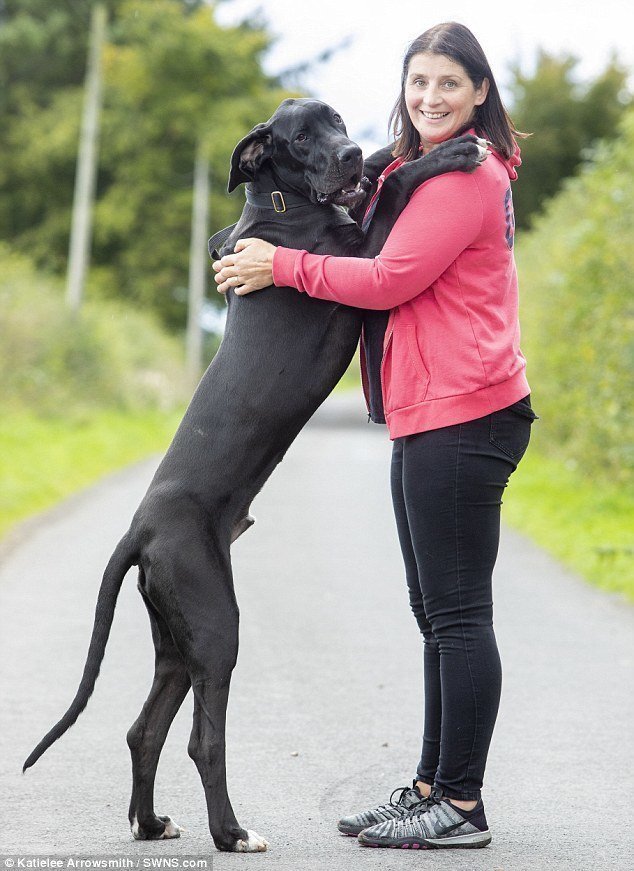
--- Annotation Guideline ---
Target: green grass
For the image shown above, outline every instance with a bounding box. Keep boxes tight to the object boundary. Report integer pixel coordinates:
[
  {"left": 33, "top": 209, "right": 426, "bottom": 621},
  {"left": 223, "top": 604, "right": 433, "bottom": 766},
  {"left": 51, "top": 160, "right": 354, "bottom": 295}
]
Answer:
[
  {"left": 504, "top": 450, "right": 634, "bottom": 602},
  {"left": 0, "top": 408, "right": 183, "bottom": 540},
  {"left": 2, "top": 399, "right": 631, "bottom": 607}
]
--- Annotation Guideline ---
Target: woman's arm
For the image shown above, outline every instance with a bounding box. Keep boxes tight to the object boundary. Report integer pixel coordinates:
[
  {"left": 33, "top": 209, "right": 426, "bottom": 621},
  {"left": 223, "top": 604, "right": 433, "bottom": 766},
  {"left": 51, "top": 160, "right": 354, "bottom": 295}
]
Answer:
[{"left": 215, "top": 171, "right": 483, "bottom": 308}]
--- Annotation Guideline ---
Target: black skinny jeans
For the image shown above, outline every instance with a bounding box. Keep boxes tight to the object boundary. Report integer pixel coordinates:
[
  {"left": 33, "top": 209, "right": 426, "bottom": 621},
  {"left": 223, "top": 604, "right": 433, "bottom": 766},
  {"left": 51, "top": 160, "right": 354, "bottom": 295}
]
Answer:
[{"left": 390, "top": 397, "right": 536, "bottom": 801}]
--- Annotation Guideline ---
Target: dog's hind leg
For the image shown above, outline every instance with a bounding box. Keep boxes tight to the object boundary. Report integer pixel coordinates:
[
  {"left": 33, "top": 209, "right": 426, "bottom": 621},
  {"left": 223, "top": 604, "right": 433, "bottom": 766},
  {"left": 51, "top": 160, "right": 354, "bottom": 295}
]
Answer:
[
  {"left": 127, "top": 588, "right": 191, "bottom": 841},
  {"left": 186, "top": 619, "right": 268, "bottom": 852},
  {"left": 142, "top": 531, "right": 268, "bottom": 852}
]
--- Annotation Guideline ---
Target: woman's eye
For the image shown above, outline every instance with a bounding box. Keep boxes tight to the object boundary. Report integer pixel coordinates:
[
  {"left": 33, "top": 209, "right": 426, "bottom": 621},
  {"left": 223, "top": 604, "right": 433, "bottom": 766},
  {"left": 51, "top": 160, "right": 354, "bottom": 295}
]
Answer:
[
  {"left": 296, "top": 133, "right": 308, "bottom": 142},
  {"left": 444, "top": 81, "right": 457, "bottom": 88}
]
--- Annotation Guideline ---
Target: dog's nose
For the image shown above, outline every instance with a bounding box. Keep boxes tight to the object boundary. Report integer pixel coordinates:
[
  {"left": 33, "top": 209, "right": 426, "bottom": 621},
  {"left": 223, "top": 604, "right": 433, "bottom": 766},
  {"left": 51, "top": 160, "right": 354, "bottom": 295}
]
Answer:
[{"left": 338, "top": 144, "right": 362, "bottom": 165}]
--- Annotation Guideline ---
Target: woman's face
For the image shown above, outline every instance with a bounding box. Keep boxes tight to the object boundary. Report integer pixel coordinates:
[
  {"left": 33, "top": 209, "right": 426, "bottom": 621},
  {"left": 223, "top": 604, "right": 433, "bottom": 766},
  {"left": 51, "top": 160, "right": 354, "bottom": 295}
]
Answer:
[{"left": 404, "top": 52, "right": 489, "bottom": 152}]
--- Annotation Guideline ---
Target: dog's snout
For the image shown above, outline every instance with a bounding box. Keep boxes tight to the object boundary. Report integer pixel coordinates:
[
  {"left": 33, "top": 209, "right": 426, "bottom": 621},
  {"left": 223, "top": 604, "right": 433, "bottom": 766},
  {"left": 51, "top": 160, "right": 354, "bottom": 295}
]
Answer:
[{"left": 338, "top": 144, "right": 362, "bottom": 166}]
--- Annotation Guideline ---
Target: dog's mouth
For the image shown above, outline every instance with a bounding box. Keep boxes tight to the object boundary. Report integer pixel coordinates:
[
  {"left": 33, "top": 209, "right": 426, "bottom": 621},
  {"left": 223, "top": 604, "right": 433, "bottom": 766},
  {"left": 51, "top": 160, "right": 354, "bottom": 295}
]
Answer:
[{"left": 316, "top": 175, "right": 369, "bottom": 207}]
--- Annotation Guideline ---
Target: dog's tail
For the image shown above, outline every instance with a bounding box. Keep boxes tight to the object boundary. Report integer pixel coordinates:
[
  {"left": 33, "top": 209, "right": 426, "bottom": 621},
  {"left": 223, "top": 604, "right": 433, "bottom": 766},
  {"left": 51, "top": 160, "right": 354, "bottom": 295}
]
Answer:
[{"left": 23, "top": 533, "right": 137, "bottom": 772}]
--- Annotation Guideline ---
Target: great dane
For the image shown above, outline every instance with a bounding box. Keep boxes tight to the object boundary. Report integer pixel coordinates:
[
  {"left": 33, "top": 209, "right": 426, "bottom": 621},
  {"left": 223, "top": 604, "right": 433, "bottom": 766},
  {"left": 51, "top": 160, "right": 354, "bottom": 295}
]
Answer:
[{"left": 24, "top": 98, "right": 486, "bottom": 852}]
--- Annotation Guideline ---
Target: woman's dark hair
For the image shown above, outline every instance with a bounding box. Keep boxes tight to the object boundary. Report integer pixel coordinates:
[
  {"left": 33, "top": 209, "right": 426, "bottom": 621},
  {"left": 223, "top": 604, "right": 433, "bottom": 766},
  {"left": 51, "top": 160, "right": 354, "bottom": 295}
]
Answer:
[{"left": 389, "top": 22, "right": 526, "bottom": 161}]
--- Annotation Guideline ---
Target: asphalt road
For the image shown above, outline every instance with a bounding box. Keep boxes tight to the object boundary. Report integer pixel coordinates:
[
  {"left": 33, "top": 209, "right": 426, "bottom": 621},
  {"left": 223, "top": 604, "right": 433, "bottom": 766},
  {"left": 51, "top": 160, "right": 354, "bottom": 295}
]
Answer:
[{"left": 1, "top": 393, "right": 633, "bottom": 870}]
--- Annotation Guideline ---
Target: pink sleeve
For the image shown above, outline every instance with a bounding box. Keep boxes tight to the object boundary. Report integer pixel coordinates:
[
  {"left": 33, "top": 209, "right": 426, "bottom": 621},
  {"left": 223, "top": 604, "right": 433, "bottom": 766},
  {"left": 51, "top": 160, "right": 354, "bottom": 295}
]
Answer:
[{"left": 272, "top": 172, "right": 484, "bottom": 310}]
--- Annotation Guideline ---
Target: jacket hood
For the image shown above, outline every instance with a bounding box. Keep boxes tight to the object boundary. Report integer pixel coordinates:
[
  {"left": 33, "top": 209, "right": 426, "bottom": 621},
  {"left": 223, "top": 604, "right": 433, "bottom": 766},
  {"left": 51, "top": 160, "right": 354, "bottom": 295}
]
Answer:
[
  {"left": 489, "top": 140, "right": 521, "bottom": 181},
  {"left": 464, "top": 127, "right": 521, "bottom": 180}
]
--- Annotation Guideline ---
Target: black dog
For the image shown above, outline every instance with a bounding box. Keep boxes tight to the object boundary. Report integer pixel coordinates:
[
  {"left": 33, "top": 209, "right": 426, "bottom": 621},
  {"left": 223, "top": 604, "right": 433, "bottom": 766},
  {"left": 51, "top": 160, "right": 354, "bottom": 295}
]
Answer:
[{"left": 24, "top": 98, "right": 486, "bottom": 852}]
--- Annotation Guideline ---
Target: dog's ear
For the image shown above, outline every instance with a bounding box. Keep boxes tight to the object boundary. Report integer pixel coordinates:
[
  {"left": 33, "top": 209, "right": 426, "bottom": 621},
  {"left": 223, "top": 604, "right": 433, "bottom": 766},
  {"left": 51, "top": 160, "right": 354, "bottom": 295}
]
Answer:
[{"left": 227, "top": 124, "right": 274, "bottom": 193}]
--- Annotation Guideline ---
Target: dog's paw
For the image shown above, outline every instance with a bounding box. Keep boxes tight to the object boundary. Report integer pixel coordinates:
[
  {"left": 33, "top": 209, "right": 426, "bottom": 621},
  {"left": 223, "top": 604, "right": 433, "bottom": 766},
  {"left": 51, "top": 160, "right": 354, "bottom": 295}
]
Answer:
[
  {"left": 131, "top": 814, "right": 183, "bottom": 840},
  {"left": 428, "top": 134, "right": 488, "bottom": 174},
  {"left": 159, "top": 815, "right": 183, "bottom": 839},
  {"left": 474, "top": 137, "right": 490, "bottom": 164},
  {"left": 234, "top": 830, "right": 269, "bottom": 852}
]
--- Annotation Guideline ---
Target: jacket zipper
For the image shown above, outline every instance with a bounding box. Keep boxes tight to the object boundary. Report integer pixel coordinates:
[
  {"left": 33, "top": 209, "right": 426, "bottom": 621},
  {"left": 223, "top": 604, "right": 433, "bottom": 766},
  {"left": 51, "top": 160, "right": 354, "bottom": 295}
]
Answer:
[
  {"left": 381, "top": 310, "right": 395, "bottom": 364},
  {"left": 379, "top": 311, "right": 395, "bottom": 416}
]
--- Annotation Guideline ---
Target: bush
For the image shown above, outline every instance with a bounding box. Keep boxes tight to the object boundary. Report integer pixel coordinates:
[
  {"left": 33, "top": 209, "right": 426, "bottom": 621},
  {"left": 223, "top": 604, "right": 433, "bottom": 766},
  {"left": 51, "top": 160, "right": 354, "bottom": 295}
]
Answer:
[
  {"left": 516, "top": 110, "right": 634, "bottom": 486},
  {"left": 0, "top": 246, "right": 188, "bottom": 416}
]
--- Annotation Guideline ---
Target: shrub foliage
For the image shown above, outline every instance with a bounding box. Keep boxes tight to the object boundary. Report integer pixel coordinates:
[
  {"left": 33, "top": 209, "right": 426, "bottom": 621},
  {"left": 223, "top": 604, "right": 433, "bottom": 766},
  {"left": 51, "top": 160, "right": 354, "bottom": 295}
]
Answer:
[
  {"left": 517, "top": 110, "right": 634, "bottom": 485},
  {"left": 0, "top": 246, "right": 188, "bottom": 415}
]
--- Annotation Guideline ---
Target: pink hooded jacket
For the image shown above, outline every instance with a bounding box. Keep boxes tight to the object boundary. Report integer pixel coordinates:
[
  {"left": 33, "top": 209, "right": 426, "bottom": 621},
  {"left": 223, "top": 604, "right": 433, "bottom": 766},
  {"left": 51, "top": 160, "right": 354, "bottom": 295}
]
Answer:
[{"left": 272, "top": 138, "right": 530, "bottom": 439}]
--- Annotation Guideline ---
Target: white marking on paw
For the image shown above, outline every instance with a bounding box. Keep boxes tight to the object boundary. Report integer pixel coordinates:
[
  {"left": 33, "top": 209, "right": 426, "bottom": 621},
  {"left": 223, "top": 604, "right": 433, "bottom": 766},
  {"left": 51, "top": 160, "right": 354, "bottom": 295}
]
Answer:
[
  {"left": 161, "top": 817, "right": 182, "bottom": 839},
  {"left": 130, "top": 814, "right": 182, "bottom": 840},
  {"left": 475, "top": 137, "right": 490, "bottom": 163},
  {"left": 234, "top": 830, "right": 269, "bottom": 852}
]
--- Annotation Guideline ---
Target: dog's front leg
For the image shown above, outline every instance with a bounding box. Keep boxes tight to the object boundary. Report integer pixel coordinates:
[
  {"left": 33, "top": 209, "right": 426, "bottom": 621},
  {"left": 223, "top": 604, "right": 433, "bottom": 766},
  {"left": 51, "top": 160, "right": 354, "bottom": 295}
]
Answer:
[{"left": 348, "top": 143, "right": 397, "bottom": 226}]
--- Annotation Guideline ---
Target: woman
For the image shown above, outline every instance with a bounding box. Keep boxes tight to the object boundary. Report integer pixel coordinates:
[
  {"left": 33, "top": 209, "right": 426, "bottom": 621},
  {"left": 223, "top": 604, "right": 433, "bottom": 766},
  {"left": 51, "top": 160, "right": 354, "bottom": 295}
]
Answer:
[{"left": 214, "top": 21, "right": 536, "bottom": 850}]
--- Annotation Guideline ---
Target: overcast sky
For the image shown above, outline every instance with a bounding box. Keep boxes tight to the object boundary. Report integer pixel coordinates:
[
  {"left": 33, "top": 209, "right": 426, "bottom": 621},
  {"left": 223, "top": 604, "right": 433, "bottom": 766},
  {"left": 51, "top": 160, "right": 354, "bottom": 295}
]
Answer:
[{"left": 215, "top": 0, "right": 634, "bottom": 152}]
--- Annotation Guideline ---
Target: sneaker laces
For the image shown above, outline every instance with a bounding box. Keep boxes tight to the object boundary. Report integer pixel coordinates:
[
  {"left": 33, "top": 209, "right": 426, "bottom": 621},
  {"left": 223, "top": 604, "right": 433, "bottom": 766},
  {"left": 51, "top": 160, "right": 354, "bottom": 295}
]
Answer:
[
  {"left": 387, "top": 785, "right": 423, "bottom": 810},
  {"left": 400, "top": 787, "right": 443, "bottom": 822},
  {"left": 358, "top": 786, "right": 413, "bottom": 820}
]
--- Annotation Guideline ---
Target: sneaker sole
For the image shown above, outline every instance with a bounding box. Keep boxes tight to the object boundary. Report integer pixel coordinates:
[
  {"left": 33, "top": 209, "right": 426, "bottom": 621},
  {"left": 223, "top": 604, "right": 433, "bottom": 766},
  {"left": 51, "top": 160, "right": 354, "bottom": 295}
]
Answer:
[
  {"left": 338, "top": 823, "right": 368, "bottom": 836},
  {"left": 337, "top": 790, "right": 426, "bottom": 838},
  {"left": 358, "top": 830, "right": 492, "bottom": 850}
]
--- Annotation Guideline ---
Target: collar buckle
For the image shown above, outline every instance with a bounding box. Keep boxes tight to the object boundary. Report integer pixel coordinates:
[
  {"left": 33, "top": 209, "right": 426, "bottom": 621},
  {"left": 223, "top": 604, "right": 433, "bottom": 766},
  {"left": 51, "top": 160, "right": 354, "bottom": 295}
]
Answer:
[{"left": 271, "top": 191, "right": 287, "bottom": 213}]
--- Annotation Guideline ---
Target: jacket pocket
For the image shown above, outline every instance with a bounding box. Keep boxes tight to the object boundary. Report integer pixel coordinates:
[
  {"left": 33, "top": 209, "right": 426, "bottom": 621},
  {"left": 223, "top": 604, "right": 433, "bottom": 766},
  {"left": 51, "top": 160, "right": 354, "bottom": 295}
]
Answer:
[
  {"left": 381, "top": 323, "right": 430, "bottom": 413},
  {"left": 406, "top": 325, "right": 430, "bottom": 398}
]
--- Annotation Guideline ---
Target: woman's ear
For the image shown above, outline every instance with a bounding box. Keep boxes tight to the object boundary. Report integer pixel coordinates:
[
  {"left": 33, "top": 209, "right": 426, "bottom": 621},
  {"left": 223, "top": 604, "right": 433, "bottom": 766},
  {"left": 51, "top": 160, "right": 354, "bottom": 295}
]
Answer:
[
  {"left": 227, "top": 124, "right": 274, "bottom": 192},
  {"left": 475, "top": 77, "right": 490, "bottom": 106}
]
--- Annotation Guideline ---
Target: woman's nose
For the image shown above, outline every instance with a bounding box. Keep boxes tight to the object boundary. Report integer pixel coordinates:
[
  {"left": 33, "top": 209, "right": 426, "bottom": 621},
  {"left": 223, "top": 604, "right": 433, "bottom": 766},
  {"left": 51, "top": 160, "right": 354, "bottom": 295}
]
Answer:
[{"left": 423, "top": 87, "right": 442, "bottom": 106}]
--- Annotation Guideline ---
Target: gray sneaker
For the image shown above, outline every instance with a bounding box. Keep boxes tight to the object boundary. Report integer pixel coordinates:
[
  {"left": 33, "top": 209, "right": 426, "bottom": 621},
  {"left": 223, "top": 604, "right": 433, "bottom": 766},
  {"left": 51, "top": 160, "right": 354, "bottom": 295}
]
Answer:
[
  {"left": 357, "top": 786, "right": 491, "bottom": 849},
  {"left": 338, "top": 782, "right": 426, "bottom": 836}
]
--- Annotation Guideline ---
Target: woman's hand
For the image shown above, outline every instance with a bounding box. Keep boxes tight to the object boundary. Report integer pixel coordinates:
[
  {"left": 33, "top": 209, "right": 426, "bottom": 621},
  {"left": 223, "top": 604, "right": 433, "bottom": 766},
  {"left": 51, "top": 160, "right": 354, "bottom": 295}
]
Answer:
[{"left": 212, "top": 238, "right": 277, "bottom": 296}]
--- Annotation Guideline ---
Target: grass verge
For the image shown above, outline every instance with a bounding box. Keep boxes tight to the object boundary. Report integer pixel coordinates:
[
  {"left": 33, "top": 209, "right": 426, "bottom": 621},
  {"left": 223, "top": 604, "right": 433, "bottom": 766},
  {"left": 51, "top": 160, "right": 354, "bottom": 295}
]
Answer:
[
  {"left": 0, "top": 408, "right": 183, "bottom": 540},
  {"left": 504, "top": 450, "right": 633, "bottom": 602},
  {"left": 2, "top": 401, "right": 631, "bottom": 606}
]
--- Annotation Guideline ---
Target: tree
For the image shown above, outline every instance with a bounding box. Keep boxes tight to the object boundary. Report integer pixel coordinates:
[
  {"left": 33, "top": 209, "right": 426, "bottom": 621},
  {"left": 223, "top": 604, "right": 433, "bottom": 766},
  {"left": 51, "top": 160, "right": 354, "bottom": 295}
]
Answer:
[
  {"left": 0, "top": 0, "right": 291, "bottom": 328},
  {"left": 0, "top": 1, "right": 127, "bottom": 113},
  {"left": 509, "top": 51, "right": 631, "bottom": 228}
]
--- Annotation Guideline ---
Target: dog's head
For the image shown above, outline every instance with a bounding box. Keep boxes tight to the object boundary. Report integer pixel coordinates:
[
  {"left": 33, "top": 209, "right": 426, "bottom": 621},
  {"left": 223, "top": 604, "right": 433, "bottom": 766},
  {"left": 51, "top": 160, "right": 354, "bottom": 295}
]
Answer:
[{"left": 227, "top": 99, "right": 365, "bottom": 208}]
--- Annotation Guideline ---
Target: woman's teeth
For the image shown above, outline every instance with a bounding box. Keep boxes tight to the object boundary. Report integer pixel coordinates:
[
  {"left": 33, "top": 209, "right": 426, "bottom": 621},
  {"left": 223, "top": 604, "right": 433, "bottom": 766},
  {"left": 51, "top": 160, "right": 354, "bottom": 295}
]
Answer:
[{"left": 422, "top": 111, "right": 449, "bottom": 119}]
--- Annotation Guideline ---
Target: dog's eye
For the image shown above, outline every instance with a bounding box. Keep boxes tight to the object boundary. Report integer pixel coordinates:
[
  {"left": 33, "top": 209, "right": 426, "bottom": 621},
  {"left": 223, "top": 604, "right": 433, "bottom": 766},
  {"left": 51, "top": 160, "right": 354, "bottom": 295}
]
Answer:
[
  {"left": 334, "top": 114, "right": 343, "bottom": 123},
  {"left": 296, "top": 133, "right": 308, "bottom": 142}
]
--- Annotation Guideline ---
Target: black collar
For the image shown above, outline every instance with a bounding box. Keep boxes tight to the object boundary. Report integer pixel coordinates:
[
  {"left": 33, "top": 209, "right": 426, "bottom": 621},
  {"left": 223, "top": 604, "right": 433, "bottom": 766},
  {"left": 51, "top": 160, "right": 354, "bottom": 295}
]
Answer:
[{"left": 245, "top": 187, "right": 314, "bottom": 213}]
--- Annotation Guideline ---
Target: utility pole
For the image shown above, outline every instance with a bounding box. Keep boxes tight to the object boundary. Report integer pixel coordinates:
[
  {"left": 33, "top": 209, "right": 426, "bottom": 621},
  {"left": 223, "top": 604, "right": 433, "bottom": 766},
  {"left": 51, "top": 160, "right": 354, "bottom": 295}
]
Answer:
[
  {"left": 65, "top": 3, "right": 107, "bottom": 312},
  {"left": 186, "top": 138, "right": 210, "bottom": 386}
]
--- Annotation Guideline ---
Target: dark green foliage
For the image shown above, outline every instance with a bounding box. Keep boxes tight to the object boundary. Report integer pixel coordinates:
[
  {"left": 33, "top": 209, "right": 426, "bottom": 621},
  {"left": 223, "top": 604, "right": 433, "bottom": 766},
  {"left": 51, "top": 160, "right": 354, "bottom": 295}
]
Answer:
[
  {"left": 510, "top": 51, "right": 631, "bottom": 228},
  {"left": 517, "top": 110, "right": 634, "bottom": 486},
  {"left": 0, "top": 1, "right": 126, "bottom": 111},
  {"left": 0, "top": 0, "right": 292, "bottom": 329}
]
